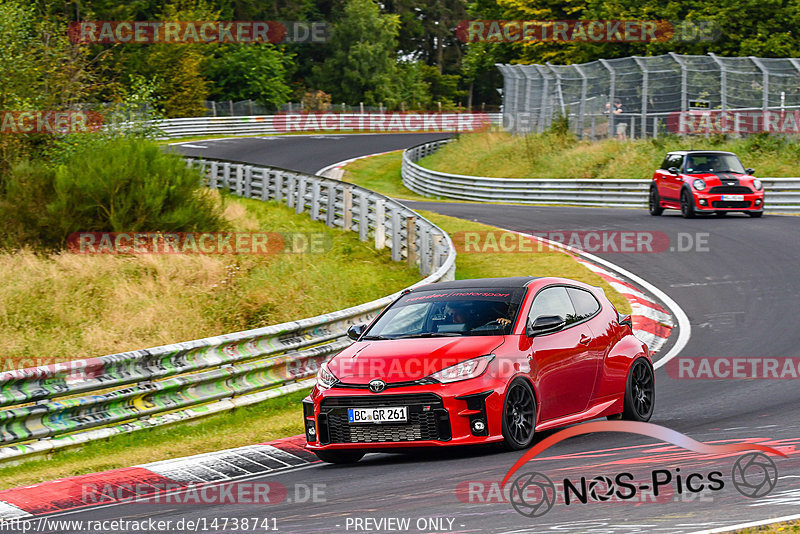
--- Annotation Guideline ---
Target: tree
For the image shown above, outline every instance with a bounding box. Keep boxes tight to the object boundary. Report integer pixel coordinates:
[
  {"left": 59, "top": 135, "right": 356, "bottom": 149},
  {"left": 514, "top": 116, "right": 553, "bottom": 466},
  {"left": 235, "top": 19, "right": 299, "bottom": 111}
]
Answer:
[
  {"left": 206, "top": 44, "right": 294, "bottom": 109},
  {"left": 313, "top": 0, "right": 401, "bottom": 106}
]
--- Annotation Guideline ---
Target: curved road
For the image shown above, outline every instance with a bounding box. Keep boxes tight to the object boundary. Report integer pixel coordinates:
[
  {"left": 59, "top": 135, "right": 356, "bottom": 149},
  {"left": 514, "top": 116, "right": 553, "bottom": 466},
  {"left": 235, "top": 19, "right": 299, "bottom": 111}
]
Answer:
[{"left": 50, "top": 135, "right": 800, "bottom": 533}]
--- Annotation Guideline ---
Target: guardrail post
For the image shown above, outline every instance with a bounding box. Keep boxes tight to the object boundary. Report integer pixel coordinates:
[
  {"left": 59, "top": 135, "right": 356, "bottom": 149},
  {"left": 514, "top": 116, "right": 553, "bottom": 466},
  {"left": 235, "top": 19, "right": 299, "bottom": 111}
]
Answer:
[
  {"left": 374, "top": 199, "right": 386, "bottom": 249},
  {"left": 359, "top": 192, "right": 369, "bottom": 241},
  {"left": 267, "top": 169, "right": 277, "bottom": 202},
  {"left": 243, "top": 165, "right": 252, "bottom": 198},
  {"left": 311, "top": 182, "right": 321, "bottom": 220},
  {"left": 274, "top": 172, "right": 283, "bottom": 202},
  {"left": 326, "top": 183, "right": 336, "bottom": 227},
  {"left": 419, "top": 230, "right": 430, "bottom": 276},
  {"left": 433, "top": 233, "right": 443, "bottom": 269},
  {"left": 344, "top": 186, "right": 353, "bottom": 231},
  {"left": 391, "top": 209, "right": 402, "bottom": 262},
  {"left": 222, "top": 162, "right": 231, "bottom": 190},
  {"left": 406, "top": 216, "right": 417, "bottom": 268},
  {"left": 209, "top": 161, "right": 219, "bottom": 189},
  {"left": 293, "top": 175, "right": 302, "bottom": 212}
]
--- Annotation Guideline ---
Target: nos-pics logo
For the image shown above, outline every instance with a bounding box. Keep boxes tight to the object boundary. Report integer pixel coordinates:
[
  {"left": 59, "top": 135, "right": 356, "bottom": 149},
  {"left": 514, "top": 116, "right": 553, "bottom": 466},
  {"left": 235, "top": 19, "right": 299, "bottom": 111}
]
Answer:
[{"left": 502, "top": 421, "right": 783, "bottom": 518}]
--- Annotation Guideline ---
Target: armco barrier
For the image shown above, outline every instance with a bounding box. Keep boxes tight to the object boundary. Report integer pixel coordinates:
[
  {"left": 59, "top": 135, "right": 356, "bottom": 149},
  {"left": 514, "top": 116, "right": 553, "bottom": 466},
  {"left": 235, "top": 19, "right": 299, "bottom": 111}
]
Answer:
[
  {"left": 149, "top": 113, "right": 501, "bottom": 139},
  {"left": 401, "top": 139, "right": 800, "bottom": 212},
  {"left": 0, "top": 157, "right": 456, "bottom": 461}
]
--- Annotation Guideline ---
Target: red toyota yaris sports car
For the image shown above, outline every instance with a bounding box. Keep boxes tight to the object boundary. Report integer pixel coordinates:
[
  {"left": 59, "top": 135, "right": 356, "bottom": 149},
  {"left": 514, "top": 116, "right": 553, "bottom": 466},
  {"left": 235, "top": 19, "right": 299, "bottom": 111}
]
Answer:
[
  {"left": 649, "top": 150, "right": 765, "bottom": 218},
  {"left": 303, "top": 277, "right": 654, "bottom": 463}
]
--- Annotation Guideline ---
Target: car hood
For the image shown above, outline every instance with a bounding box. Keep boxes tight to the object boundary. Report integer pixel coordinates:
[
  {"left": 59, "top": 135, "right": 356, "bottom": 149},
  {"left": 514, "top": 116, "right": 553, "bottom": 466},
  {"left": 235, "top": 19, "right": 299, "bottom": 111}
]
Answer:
[
  {"left": 328, "top": 336, "right": 505, "bottom": 383},
  {"left": 684, "top": 172, "right": 758, "bottom": 188}
]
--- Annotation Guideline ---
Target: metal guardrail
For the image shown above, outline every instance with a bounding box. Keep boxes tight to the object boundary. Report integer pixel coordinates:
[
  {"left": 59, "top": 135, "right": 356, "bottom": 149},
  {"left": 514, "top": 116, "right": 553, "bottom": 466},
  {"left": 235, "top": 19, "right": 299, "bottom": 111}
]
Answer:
[
  {"left": 150, "top": 113, "right": 502, "bottom": 139},
  {"left": 401, "top": 140, "right": 800, "bottom": 212},
  {"left": 0, "top": 157, "right": 456, "bottom": 461}
]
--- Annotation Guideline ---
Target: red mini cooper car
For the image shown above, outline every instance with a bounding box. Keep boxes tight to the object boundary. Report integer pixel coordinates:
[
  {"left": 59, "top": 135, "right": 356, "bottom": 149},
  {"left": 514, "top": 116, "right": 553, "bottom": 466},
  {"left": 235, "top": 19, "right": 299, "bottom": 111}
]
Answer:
[
  {"left": 303, "top": 277, "right": 654, "bottom": 463},
  {"left": 649, "top": 150, "right": 765, "bottom": 218}
]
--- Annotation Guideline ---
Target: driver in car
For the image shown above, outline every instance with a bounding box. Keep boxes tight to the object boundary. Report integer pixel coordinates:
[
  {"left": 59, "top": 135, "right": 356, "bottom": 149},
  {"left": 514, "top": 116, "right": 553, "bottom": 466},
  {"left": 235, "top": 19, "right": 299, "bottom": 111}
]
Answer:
[{"left": 445, "top": 302, "right": 511, "bottom": 327}]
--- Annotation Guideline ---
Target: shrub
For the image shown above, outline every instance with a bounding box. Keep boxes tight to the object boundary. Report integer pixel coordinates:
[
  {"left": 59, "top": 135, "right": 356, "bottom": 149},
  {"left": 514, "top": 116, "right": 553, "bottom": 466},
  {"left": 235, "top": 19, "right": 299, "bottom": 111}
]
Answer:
[{"left": 0, "top": 137, "right": 226, "bottom": 249}]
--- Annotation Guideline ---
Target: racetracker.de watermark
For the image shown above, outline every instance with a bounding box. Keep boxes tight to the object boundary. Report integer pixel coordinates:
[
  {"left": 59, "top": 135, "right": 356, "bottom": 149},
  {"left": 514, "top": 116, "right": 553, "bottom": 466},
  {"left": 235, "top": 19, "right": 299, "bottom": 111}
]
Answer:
[
  {"left": 668, "top": 110, "right": 800, "bottom": 135},
  {"left": 451, "top": 231, "right": 710, "bottom": 254},
  {"left": 666, "top": 357, "right": 800, "bottom": 379},
  {"left": 80, "top": 481, "right": 325, "bottom": 505},
  {"left": 68, "top": 21, "right": 330, "bottom": 44},
  {"left": 272, "top": 112, "right": 492, "bottom": 133},
  {"left": 0, "top": 111, "right": 103, "bottom": 134},
  {"left": 456, "top": 20, "right": 719, "bottom": 43},
  {"left": 66, "top": 232, "right": 332, "bottom": 255}
]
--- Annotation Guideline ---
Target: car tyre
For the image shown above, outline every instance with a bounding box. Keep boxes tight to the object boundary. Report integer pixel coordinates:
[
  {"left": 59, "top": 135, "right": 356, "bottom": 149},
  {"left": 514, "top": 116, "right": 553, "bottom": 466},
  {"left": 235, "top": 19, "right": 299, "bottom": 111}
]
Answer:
[
  {"left": 501, "top": 378, "right": 537, "bottom": 450},
  {"left": 748, "top": 211, "right": 764, "bottom": 218},
  {"left": 621, "top": 358, "right": 655, "bottom": 422},
  {"left": 314, "top": 450, "right": 365, "bottom": 464},
  {"left": 649, "top": 187, "right": 664, "bottom": 216},
  {"left": 680, "top": 189, "right": 696, "bottom": 219}
]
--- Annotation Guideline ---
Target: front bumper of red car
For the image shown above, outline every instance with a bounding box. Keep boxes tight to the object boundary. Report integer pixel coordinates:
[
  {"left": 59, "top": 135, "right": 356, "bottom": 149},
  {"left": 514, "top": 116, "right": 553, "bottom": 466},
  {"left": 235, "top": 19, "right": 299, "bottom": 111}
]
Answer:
[{"left": 303, "top": 377, "right": 509, "bottom": 451}]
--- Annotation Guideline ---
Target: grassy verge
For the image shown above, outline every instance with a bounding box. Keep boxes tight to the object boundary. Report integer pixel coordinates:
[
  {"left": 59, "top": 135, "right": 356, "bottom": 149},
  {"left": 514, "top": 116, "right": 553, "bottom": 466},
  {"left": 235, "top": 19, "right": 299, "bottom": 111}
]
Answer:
[
  {"left": 418, "top": 131, "right": 800, "bottom": 179},
  {"left": 736, "top": 520, "right": 800, "bottom": 533},
  {"left": 0, "top": 389, "right": 310, "bottom": 491},
  {"left": 0, "top": 193, "right": 419, "bottom": 368}
]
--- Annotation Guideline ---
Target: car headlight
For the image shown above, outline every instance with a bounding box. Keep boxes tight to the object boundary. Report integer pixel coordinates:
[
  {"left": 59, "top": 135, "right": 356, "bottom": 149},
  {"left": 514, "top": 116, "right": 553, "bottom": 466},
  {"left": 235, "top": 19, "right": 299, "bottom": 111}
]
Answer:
[
  {"left": 316, "top": 361, "right": 338, "bottom": 389},
  {"left": 429, "top": 355, "right": 494, "bottom": 383},
  {"left": 693, "top": 179, "right": 706, "bottom": 191},
  {"left": 753, "top": 178, "right": 763, "bottom": 191}
]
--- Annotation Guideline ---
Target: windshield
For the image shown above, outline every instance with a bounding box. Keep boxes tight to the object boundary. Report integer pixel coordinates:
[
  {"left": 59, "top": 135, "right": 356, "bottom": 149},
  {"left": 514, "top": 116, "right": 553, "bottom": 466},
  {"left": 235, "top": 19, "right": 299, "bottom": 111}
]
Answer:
[
  {"left": 684, "top": 153, "right": 746, "bottom": 174},
  {"left": 364, "top": 288, "right": 527, "bottom": 338}
]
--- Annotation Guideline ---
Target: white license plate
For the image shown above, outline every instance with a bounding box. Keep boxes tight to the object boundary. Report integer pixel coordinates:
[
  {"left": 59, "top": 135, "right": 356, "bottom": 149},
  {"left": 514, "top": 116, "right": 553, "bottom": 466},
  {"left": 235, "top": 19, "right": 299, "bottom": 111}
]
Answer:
[
  {"left": 722, "top": 194, "right": 744, "bottom": 201},
  {"left": 348, "top": 406, "right": 408, "bottom": 424}
]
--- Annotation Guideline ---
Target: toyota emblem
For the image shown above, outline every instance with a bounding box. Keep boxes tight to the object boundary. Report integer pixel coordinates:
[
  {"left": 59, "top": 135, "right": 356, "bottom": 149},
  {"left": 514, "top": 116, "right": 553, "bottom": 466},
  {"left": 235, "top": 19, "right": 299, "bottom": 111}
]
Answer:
[{"left": 368, "top": 379, "right": 386, "bottom": 393}]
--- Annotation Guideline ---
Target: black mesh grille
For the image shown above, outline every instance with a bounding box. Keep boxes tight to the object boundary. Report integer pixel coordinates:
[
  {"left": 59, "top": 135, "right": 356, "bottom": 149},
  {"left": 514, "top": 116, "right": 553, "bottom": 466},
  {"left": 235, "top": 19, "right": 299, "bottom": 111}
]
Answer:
[
  {"left": 709, "top": 185, "right": 752, "bottom": 194},
  {"left": 319, "top": 394, "right": 450, "bottom": 444},
  {"left": 712, "top": 200, "right": 751, "bottom": 208},
  {"left": 327, "top": 411, "right": 440, "bottom": 443}
]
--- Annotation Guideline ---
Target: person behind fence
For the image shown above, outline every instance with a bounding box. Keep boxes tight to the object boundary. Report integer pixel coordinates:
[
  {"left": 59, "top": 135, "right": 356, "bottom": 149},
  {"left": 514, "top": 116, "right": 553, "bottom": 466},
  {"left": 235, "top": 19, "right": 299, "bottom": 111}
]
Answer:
[{"left": 613, "top": 99, "right": 627, "bottom": 140}]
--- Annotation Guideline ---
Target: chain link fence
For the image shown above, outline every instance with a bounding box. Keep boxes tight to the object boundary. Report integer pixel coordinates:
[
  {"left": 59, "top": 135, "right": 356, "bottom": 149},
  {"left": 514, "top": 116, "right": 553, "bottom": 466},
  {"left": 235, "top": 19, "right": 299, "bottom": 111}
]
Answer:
[{"left": 498, "top": 53, "right": 800, "bottom": 138}]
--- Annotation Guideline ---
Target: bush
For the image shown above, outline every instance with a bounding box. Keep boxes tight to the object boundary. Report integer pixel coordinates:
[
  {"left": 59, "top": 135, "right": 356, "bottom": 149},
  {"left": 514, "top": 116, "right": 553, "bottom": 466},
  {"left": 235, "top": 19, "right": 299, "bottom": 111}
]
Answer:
[{"left": 0, "top": 137, "right": 226, "bottom": 249}]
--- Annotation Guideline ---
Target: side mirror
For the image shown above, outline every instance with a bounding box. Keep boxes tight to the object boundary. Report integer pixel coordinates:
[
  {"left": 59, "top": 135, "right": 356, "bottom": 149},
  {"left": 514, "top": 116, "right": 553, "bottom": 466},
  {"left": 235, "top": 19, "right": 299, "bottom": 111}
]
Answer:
[
  {"left": 346, "top": 324, "right": 366, "bottom": 341},
  {"left": 527, "top": 315, "right": 566, "bottom": 337},
  {"left": 746, "top": 168, "right": 755, "bottom": 175},
  {"left": 668, "top": 167, "right": 680, "bottom": 175}
]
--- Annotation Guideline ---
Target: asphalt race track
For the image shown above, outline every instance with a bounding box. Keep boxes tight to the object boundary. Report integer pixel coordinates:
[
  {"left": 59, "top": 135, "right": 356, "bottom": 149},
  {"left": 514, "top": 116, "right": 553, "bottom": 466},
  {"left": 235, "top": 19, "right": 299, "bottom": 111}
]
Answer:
[{"left": 45, "top": 134, "right": 800, "bottom": 533}]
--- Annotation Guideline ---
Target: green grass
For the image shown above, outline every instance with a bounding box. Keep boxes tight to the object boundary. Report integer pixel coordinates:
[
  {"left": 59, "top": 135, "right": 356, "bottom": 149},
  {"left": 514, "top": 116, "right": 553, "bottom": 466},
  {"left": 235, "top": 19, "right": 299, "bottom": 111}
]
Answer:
[
  {"left": 0, "top": 193, "right": 419, "bottom": 368},
  {"left": 418, "top": 131, "right": 800, "bottom": 179},
  {"left": 0, "top": 389, "right": 310, "bottom": 491}
]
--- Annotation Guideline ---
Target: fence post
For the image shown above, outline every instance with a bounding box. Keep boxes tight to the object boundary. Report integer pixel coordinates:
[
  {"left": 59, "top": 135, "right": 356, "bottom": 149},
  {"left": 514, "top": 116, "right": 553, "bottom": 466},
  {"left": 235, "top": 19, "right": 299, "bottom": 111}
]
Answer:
[
  {"left": 344, "top": 186, "right": 353, "bottom": 231},
  {"left": 222, "top": 162, "right": 231, "bottom": 190},
  {"left": 708, "top": 53, "right": 727, "bottom": 112},
  {"left": 406, "top": 216, "right": 417, "bottom": 268},
  {"left": 274, "top": 171, "right": 282, "bottom": 203},
  {"left": 668, "top": 53, "right": 688, "bottom": 115},
  {"left": 599, "top": 59, "right": 616, "bottom": 137},
  {"left": 359, "top": 192, "right": 369, "bottom": 241},
  {"left": 243, "top": 165, "right": 252, "bottom": 198},
  {"left": 209, "top": 161, "right": 219, "bottom": 189},
  {"left": 574, "top": 64, "right": 588, "bottom": 139},
  {"left": 229, "top": 100, "right": 234, "bottom": 116},
  {"left": 523, "top": 67, "right": 540, "bottom": 135},
  {"left": 633, "top": 57, "right": 648, "bottom": 139},
  {"left": 419, "top": 229, "right": 430, "bottom": 276},
  {"left": 374, "top": 199, "right": 386, "bottom": 249},
  {"left": 750, "top": 57, "right": 770, "bottom": 112},
  {"left": 311, "top": 182, "right": 321, "bottom": 220},
  {"left": 294, "top": 176, "right": 304, "bottom": 212},
  {"left": 391, "top": 209, "right": 402, "bottom": 262},
  {"left": 536, "top": 65, "right": 551, "bottom": 133},
  {"left": 326, "top": 183, "right": 336, "bottom": 227}
]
